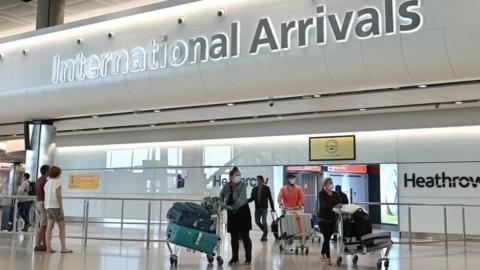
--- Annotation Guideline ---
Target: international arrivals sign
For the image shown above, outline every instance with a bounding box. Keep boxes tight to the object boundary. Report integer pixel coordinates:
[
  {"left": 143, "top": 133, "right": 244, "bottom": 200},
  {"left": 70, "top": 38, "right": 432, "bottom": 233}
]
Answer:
[{"left": 51, "top": 0, "right": 423, "bottom": 84}]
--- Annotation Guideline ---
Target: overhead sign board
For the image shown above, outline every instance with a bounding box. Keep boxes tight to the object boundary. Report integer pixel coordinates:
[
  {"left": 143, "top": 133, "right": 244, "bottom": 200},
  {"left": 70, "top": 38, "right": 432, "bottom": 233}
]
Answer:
[
  {"left": 51, "top": 0, "right": 423, "bottom": 84},
  {"left": 310, "top": 136, "right": 356, "bottom": 161}
]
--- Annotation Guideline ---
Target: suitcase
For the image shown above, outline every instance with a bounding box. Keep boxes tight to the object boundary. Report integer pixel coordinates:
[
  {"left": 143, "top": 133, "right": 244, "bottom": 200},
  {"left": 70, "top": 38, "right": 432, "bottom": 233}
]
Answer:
[
  {"left": 1, "top": 206, "right": 13, "bottom": 231},
  {"left": 166, "top": 222, "right": 219, "bottom": 254},
  {"left": 271, "top": 211, "right": 280, "bottom": 239},
  {"left": 280, "top": 212, "right": 314, "bottom": 236},
  {"left": 167, "top": 202, "right": 214, "bottom": 233},
  {"left": 360, "top": 231, "right": 392, "bottom": 248}
]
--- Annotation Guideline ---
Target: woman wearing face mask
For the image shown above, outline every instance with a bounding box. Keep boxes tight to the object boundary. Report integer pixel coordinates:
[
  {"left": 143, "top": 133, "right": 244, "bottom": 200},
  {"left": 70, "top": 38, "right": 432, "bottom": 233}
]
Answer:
[
  {"left": 318, "top": 177, "right": 339, "bottom": 265},
  {"left": 219, "top": 167, "right": 252, "bottom": 265}
]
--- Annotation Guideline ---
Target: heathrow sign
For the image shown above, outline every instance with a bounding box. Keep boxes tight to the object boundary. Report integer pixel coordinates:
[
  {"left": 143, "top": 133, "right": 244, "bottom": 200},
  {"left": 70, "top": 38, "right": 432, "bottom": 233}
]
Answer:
[{"left": 51, "top": 0, "right": 423, "bottom": 84}]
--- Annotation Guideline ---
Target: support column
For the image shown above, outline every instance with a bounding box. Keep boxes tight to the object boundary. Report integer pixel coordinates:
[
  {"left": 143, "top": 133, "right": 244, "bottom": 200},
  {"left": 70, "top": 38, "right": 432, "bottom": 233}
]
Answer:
[
  {"left": 24, "top": 121, "right": 56, "bottom": 181},
  {"left": 36, "top": 0, "right": 65, "bottom": 30}
]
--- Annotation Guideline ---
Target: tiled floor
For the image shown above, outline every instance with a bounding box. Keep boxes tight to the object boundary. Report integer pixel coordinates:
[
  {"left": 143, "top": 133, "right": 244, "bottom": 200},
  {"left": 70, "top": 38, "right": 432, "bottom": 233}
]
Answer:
[{"left": 2, "top": 230, "right": 480, "bottom": 270}]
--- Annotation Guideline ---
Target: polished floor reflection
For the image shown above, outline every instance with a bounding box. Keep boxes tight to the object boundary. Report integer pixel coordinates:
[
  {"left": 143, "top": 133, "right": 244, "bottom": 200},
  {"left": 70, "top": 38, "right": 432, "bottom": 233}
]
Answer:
[{"left": 1, "top": 231, "right": 480, "bottom": 270}]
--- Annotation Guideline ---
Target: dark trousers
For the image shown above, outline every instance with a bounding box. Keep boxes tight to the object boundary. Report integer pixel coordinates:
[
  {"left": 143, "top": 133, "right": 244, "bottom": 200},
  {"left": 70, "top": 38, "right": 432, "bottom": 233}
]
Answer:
[
  {"left": 18, "top": 201, "right": 32, "bottom": 226},
  {"left": 231, "top": 230, "right": 252, "bottom": 261},
  {"left": 254, "top": 208, "right": 268, "bottom": 237},
  {"left": 320, "top": 221, "right": 336, "bottom": 258}
]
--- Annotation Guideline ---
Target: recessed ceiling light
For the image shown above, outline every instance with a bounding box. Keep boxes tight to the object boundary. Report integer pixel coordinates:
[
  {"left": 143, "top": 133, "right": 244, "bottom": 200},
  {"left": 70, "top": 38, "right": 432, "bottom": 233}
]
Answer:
[
  {"left": 209, "top": 120, "right": 216, "bottom": 123},
  {"left": 92, "top": 115, "right": 99, "bottom": 119},
  {"left": 227, "top": 103, "right": 235, "bottom": 106},
  {"left": 418, "top": 85, "right": 428, "bottom": 88},
  {"left": 313, "top": 94, "right": 321, "bottom": 98},
  {"left": 277, "top": 115, "right": 283, "bottom": 119},
  {"left": 98, "top": 128, "right": 104, "bottom": 131},
  {"left": 154, "top": 109, "right": 161, "bottom": 113},
  {"left": 150, "top": 124, "right": 156, "bottom": 127},
  {"left": 455, "top": 101, "right": 463, "bottom": 105},
  {"left": 359, "top": 108, "right": 366, "bottom": 111}
]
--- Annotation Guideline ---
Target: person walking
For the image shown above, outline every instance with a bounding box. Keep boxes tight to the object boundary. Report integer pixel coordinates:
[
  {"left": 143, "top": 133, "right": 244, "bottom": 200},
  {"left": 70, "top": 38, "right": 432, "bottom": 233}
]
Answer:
[
  {"left": 248, "top": 175, "right": 275, "bottom": 241},
  {"left": 335, "top": 185, "right": 349, "bottom": 205},
  {"left": 17, "top": 173, "right": 33, "bottom": 232},
  {"left": 219, "top": 167, "right": 252, "bottom": 265},
  {"left": 277, "top": 174, "right": 305, "bottom": 209},
  {"left": 44, "top": 166, "right": 72, "bottom": 254},
  {"left": 34, "top": 165, "right": 50, "bottom": 252},
  {"left": 318, "top": 177, "right": 339, "bottom": 265}
]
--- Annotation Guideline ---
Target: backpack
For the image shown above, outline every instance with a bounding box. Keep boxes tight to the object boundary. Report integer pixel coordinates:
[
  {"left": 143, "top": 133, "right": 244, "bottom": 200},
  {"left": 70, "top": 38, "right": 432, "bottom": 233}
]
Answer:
[
  {"left": 352, "top": 208, "right": 372, "bottom": 239},
  {"left": 28, "top": 181, "right": 36, "bottom": 196}
]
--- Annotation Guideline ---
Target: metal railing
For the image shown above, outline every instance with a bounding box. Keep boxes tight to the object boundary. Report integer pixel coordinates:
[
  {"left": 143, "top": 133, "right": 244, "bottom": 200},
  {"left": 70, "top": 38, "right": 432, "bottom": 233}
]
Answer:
[
  {"left": 354, "top": 201, "right": 480, "bottom": 251},
  {"left": 0, "top": 195, "right": 202, "bottom": 249},
  {"left": 2, "top": 195, "right": 480, "bottom": 251}
]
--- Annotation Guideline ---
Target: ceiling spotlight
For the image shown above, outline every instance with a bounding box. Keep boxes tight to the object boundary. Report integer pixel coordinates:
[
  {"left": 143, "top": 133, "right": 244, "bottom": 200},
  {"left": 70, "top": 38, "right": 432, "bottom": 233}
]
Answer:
[
  {"left": 107, "top": 31, "right": 115, "bottom": 39},
  {"left": 217, "top": 9, "right": 226, "bottom": 17},
  {"left": 277, "top": 115, "right": 283, "bottom": 119},
  {"left": 76, "top": 37, "right": 83, "bottom": 44},
  {"left": 92, "top": 115, "right": 99, "bottom": 119},
  {"left": 359, "top": 108, "right": 366, "bottom": 111},
  {"left": 22, "top": 49, "right": 28, "bottom": 55},
  {"left": 150, "top": 124, "right": 156, "bottom": 128},
  {"left": 209, "top": 120, "right": 216, "bottom": 123},
  {"left": 98, "top": 128, "right": 104, "bottom": 131},
  {"left": 0, "top": 53, "right": 4, "bottom": 60},
  {"left": 455, "top": 101, "right": 463, "bottom": 105},
  {"left": 269, "top": 99, "right": 274, "bottom": 107},
  {"left": 227, "top": 103, "right": 235, "bottom": 106},
  {"left": 154, "top": 109, "right": 161, "bottom": 113},
  {"left": 313, "top": 94, "right": 321, "bottom": 98},
  {"left": 177, "top": 16, "right": 186, "bottom": 25},
  {"left": 418, "top": 85, "right": 428, "bottom": 88}
]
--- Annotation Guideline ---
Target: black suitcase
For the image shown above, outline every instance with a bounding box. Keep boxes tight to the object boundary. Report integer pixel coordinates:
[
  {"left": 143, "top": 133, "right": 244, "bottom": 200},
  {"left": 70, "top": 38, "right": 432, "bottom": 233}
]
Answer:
[
  {"left": 271, "top": 211, "right": 280, "bottom": 240},
  {"left": 1, "top": 206, "right": 13, "bottom": 231}
]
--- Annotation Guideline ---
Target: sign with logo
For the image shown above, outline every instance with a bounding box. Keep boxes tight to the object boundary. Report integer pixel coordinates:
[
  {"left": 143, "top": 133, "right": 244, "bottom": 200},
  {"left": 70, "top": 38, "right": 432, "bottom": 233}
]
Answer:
[
  {"left": 286, "top": 166, "right": 322, "bottom": 172},
  {"left": 309, "top": 136, "right": 356, "bottom": 161},
  {"left": 68, "top": 173, "right": 99, "bottom": 190},
  {"left": 327, "top": 165, "right": 367, "bottom": 174},
  {"left": 51, "top": 0, "right": 423, "bottom": 84},
  {"left": 399, "top": 163, "right": 480, "bottom": 199}
]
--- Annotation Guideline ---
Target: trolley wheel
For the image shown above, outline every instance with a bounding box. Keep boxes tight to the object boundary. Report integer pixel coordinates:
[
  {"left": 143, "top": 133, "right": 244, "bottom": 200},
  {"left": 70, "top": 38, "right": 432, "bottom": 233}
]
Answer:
[
  {"left": 384, "top": 259, "right": 390, "bottom": 269},
  {"left": 295, "top": 248, "right": 299, "bottom": 255},
  {"left": 207, "top": 254, "right": 214, "bottom": 264},
  {"left": 217, "top": 256, "right": 224, "bottom": 266},
  {"left": 170, "top": 256, "right": 178, "bottom": 268},
  {"left": 377, "top": 259, "right": 382, "bottom": 270},
  {"left": 279, "top": 244, "right": 284, "bottom": 253},
  {"left": 352, "top": 255, "right": 358, "bottom": 266},
  {"left": 305, "top": 247, "right": 309, "bottom": 255},
  {"left": 336, "top": 257, "right": 342, "bottom": 266}
]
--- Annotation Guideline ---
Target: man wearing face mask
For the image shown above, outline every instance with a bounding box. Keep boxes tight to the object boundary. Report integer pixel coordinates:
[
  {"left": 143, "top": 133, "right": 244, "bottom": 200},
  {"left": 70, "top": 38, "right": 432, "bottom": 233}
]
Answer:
[
  {"left": 318, "top": 177, "right": 339, "bottom": 265},
  {"left": 219, "top": 167, "right": 252, "bottom": 265},
  {"left": 277, "top": 174, "right": 305, "bottom": 209}
]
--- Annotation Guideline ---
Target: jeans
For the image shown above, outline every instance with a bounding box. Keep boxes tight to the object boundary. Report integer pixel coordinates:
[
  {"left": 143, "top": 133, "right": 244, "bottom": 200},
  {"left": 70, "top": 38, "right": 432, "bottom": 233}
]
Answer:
[
  {"left": 320, "top": 221, "right": 336, "bottom": 258},
  {"left": 254, "top": 208, "right": 268, "bottom": 237},
  {"left": 18, "top": 201, "right": 32, "bottom": 226},
  {"left": 230, "top": 230, "right": 252, "bottom": 261}
]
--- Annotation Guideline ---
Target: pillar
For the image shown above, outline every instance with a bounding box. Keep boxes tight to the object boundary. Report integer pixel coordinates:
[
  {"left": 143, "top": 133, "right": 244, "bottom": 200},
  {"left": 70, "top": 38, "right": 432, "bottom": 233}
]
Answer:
[
  {"left": 36, "top": 0, "right": 65, "bottom": 30},
  {"left": 24, "top": 121, "right": 56, "bottom": 181}
]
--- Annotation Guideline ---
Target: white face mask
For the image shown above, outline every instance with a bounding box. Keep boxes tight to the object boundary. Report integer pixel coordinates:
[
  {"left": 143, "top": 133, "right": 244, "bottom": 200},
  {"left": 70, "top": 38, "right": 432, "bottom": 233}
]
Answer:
[
  {"left": 288, "top": 178, "right": 296, "bottom": 185},
  {"left": 233, "top": 176, "right": 242, "bottom": 183}
]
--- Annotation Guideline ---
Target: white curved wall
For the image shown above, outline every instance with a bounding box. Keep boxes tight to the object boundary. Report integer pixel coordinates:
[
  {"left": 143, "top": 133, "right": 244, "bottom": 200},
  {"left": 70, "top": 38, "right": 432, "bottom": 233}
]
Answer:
[{"left": 0, "top": 0, "right": 479, "bottom": 123}]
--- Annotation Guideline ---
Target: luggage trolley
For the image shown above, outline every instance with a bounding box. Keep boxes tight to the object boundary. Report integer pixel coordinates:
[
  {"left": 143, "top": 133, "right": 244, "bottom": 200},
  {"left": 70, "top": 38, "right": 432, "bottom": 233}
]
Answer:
[
  {"left": 333, "top": 205, "right": 392, "bottom": 269},
  {"left": 278, "top": 207, "right": 314, "bottom": 255},
  {"left": 166, "top": 199, "right": 224, "bottom": 268}
]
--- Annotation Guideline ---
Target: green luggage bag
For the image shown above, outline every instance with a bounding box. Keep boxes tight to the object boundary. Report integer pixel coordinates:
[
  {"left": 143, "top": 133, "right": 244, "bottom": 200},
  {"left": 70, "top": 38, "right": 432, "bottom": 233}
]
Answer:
[{"left": 166, "top": 222, "right": 219, "bottom": 254}]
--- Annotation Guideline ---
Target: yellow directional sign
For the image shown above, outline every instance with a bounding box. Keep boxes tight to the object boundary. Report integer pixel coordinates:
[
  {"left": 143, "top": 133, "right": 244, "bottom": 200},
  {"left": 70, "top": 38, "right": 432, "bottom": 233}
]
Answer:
[
  {"left": 309, "top": 136, "right": 356, "bottom": 161},
  {"left": 68, "top": 174, "right": 99, "bottom": 190}
]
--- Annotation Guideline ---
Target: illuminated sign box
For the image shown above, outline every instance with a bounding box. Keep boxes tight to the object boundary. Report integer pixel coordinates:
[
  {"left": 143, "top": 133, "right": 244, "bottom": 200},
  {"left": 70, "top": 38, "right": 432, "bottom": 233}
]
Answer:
[
  {"left": 309, "top": 135, "right": 356, "bottom": 161},
  {"left": 68, "top": 173, "right": 99, "bottom": 190}
]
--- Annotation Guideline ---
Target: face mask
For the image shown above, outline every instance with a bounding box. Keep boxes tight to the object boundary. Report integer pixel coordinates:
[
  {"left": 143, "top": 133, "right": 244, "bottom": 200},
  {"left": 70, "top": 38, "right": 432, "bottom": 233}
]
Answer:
[
  {"left": 233, "top": 176, "right": 242, "bottom": 183},
  {"left": 288, "top": 178, "right": 296, "bottom": 185}
]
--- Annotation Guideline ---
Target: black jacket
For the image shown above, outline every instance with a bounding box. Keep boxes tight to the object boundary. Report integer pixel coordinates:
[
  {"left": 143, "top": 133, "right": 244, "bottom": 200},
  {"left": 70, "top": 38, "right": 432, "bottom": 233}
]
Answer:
[
  {"left": 248, "top": 185, "right": 275, "bottom": 210},
  {"left": 318, "top": 190, "right": 339, "bottom": 223},
  {"left": 337, "top": 191, "right": 349, "bottom": 205}
]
